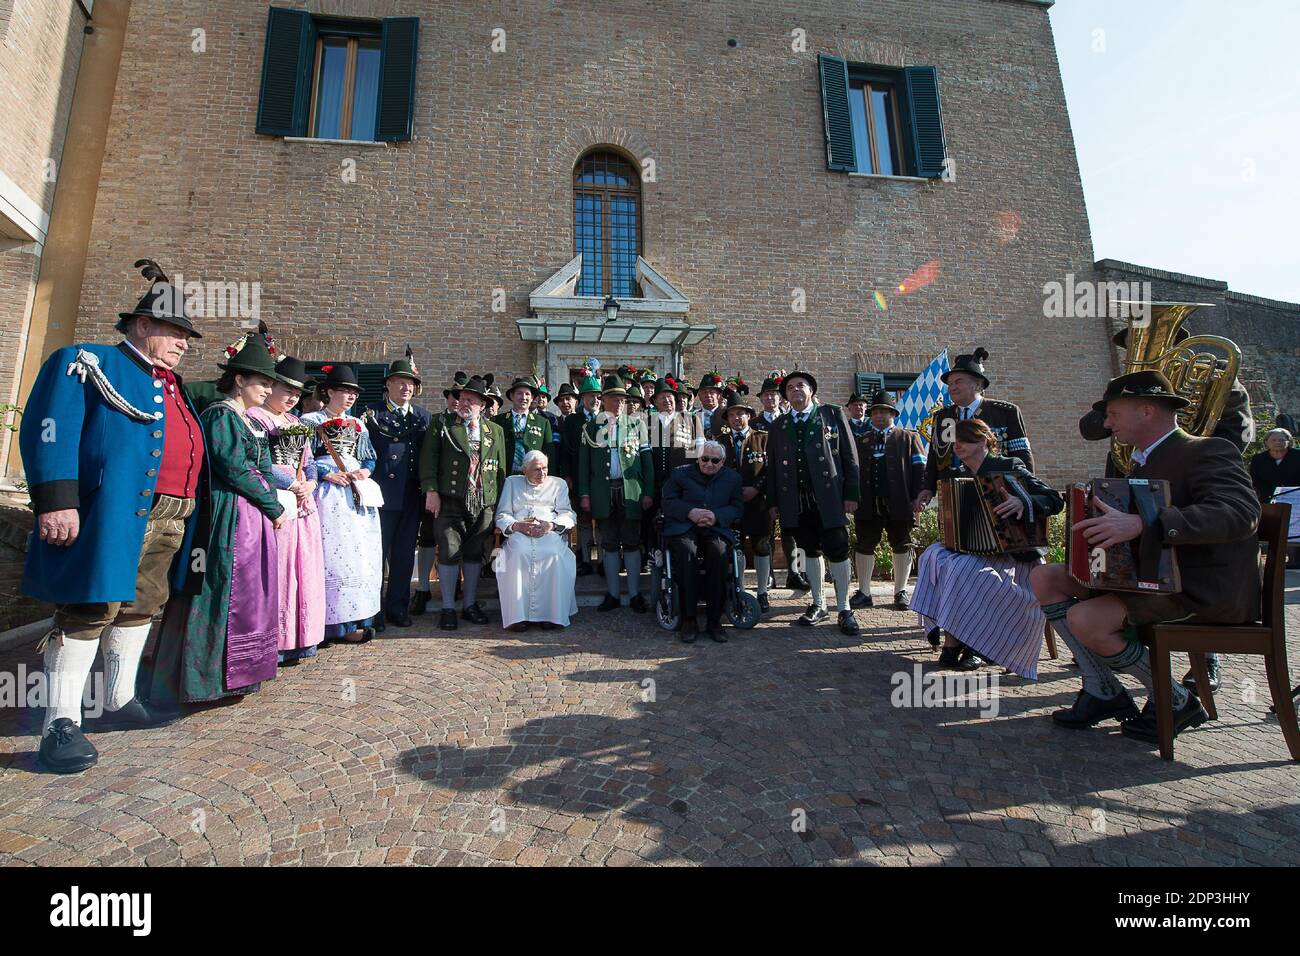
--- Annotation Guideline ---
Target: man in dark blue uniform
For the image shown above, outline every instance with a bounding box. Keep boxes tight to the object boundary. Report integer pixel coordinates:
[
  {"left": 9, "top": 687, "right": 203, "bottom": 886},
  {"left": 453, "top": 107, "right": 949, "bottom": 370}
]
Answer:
[{"left": 363, "top": 348, "right": 431, "bottom": 628}]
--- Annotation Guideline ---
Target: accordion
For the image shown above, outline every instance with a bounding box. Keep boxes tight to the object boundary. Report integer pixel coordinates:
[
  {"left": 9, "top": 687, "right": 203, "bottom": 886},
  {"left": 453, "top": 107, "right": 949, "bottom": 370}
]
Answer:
[
  {"left": 938, "top": 475, "right": 1049, "bottom": 555},
  {"left": 1067, "top": 478, "right": 1181, "bottom": 593}
]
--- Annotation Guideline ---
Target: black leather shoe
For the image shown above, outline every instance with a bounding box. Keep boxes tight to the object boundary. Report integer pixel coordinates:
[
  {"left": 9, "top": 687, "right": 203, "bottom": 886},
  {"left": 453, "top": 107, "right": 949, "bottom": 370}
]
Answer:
[
  {"left": 461, "top": 603, "right": 489, "bottom": 625},
  {"left": 410, "top": 591, "right": 431, "bottom": 616},
  {"left": 707, "top": 622, "right": 727, "bottom": 643},
  {"left": 785, "top": 570, "right": 811, "bottom": 593},
  {"left": 894, "top": 590, "right": 910, "bottom": 611},
  {"left": 926, "top": 627, "right": 942, "bottom": 648},
  {"left": 1121, "top": 694, "right": 1210, "bottom": 743},
  {"left": 597, "top": 593, "right": 620, "bottom": 612},
  {"left": 838, "top": 610, "right": 861, "bottom": 636},
  {"left": 576, "top": 561, "right": 593, "bottom": 577},
  {"left": 757, "top": 593, "right": 770, "bottom": 613},
  {"left": 387, "top": 611, "right": 413, "bottom": 628},
  {"left": 439, "top": 609, "right": 459, "bottom": 631},
  {"left": 1051, "top": 689, "right": 1140, "bottom": 729},
  {"left": 797, "top": 604, "right": 828, "bottom": 626},
  {"left": 936, "top": 645, "right": 962, "bottom": 669},
  {"left": 957, "top": 646, "right": 986, "bottom": 671},
  {"left": 1181, "top": 658, "right": 1221, "bottom": 693},
  {"left": 849, "top": 590, "right": 873, "bottom": 609},
  {"left": 38, "top": 719, "right": 98, "bottom": 774},
  {"left": 91, "top": 698, "right": 184, "bottom": 732},
  {"left": 629, "top": 594, "right": 649, "bottom": 614}
]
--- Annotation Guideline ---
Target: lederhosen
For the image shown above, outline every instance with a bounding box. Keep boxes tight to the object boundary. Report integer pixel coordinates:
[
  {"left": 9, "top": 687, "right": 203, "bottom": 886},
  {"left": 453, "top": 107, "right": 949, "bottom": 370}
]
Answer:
[{"left": 854, "top": 425, "right": 915, "bottom": 555}]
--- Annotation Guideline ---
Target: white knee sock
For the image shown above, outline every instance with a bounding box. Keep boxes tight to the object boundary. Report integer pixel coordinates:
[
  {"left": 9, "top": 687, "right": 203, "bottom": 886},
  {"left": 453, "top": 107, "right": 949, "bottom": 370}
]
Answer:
[
  {"left": 855, "top": 552, "right": 875, "bottom": 594},
  {"left": 755, "top": 555, "right": 771, "bottom": 595},
  {"left": 42, "top": 632, "right": 100, "bottom": 733},
  {"left": 101, "top": 623, "right": 151, "bottom": 712},
  {"left": 893, "top": 551, "right": 913, "bottom": 594},
  {"left": 807, "top": 556, "right": 825, "bottom": 608},
  {"left": 829, "top": 559, "right": 853, "bottom": 612}
]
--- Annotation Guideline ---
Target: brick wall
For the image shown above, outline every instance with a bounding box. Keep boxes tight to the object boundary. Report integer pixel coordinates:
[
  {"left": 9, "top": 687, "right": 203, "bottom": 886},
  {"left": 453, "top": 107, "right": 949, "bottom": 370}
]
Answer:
[{"left": 75, "top": 0, "right": 1108, "bottom": 485}]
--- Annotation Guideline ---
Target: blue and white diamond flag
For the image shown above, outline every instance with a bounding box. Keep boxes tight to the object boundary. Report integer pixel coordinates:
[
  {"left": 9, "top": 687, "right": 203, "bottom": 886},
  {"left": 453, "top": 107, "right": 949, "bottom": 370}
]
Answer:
[{"left": 897, "top": 350, "right": 950, "bottom": 451}]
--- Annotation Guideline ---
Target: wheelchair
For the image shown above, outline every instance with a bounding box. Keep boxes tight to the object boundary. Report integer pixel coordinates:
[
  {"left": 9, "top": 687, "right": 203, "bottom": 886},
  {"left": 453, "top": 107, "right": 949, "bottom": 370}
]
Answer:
[{"left": 652, "top": 515, "right": 762, "bottom": 632}]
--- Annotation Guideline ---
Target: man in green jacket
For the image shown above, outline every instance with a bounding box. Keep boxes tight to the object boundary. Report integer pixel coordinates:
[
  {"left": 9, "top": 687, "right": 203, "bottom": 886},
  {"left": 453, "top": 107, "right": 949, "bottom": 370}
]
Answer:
[
  {"left": 559, "top": 371, "right": 602, "bottom": 576},
  {"left": 579, "top": 375, "right": 655, "bottom": 612},
  {"left": 493, "top": 375, "right": 554, "bottom": 476},
  {"left": 418, "top": 375, "right": 507, "bottom": 630}
]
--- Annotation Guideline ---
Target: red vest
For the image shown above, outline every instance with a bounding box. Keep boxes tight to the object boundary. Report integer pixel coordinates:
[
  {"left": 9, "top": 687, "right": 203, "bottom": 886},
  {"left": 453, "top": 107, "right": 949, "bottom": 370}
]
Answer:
[{"left": 153, "top": 368, "right": 203, "bottom": 498}]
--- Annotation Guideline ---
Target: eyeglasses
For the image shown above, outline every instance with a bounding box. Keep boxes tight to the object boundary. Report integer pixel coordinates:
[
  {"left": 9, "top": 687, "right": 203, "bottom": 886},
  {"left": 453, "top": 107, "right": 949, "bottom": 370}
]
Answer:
[{"left": 700, "top": 456, "right": 724, "bottom": 464}]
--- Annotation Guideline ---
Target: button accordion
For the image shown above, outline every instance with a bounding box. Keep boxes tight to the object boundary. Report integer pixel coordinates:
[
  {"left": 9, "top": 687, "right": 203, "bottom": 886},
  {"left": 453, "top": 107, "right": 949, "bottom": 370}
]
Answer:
[
  {"left": 938, "top": 475, "right": 1049, "bottom": 555},
  {"left": 1067, "top": 478, "right": 1181, "bottom": 593}
]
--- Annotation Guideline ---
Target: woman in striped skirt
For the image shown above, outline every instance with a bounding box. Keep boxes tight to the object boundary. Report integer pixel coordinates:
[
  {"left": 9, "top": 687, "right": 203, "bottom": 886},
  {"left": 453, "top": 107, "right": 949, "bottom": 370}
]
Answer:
[{"left": 911, "top": 418, "right": 1063, "bottom": 678}]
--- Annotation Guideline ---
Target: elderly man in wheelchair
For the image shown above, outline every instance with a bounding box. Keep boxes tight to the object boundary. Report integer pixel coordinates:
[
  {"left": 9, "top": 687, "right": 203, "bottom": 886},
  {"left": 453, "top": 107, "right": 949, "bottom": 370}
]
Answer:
[{"left": 657, "top": 439, "right": 761, "bottom": 642}]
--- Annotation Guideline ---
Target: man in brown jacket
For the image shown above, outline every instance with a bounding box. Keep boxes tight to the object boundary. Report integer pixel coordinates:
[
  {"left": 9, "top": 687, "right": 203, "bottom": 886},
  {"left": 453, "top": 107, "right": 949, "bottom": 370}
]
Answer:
[
  {"left": 850, "top": 390, "right": 927, "bottom": 611},
  {"left": 1030, "top": 371, "right": 1261, "bottom": 745}
]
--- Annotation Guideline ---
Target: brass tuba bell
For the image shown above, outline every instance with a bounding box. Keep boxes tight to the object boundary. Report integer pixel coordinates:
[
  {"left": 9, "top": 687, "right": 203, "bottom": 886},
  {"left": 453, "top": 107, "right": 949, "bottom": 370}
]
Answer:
[{"left": 1108, "top": 301, "right": 1241, "bottom": 474}]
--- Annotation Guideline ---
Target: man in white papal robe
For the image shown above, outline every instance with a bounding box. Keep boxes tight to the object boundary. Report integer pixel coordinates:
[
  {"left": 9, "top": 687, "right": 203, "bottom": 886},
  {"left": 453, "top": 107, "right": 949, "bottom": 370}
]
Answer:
[{"left": 494, "top": 451, "right": 578, "bottom": 629}]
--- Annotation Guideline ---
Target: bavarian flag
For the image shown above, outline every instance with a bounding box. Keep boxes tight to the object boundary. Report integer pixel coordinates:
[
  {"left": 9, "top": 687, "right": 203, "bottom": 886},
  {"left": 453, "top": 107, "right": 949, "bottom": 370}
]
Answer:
[{"left": 897, "top": 350, "right": 950, "bottom": 450}]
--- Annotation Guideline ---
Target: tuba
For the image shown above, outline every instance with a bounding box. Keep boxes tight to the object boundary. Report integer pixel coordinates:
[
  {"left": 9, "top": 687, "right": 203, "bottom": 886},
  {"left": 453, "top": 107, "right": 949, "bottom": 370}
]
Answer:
[{"left": 1109, "top": 301, "right": 1241, "bottom": 475}]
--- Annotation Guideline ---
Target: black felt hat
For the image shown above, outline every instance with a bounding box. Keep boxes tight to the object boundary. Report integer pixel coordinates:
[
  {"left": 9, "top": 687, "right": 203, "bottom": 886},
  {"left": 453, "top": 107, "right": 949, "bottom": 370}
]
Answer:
[
  {"left": 319, "top": 363, "right": 360, "bottom": 391},
  {"left": 555, "top": 382, "right": 579, "bottom": 399},
  {"left": 723, "top": 391, "right": 756, "bottom": 419},
  {"left": 506, "top": 375, "right": 541, "bottom": 400},
  {"left": 115, "top": 258, "right": 203, "bottom": 338},
  {"left": 782, "top": 370, "right": 817, "bottom": 397},
  {"left": 599, "top": 374, "right": 628, "bottom": 397},
  {"left": 867, "top": 389, "right": 899, "bottom": 415},
  {"left": 696, "top": 370, "right": 725, "bottom": 393},
  {"left": 1091, "top": 370, "right": 1191, "bottom": 414},
  {"left": 942, "top": 347, "right": 990, "bottom": 388},
  {"left": 454, "top": 375, "right": 492, "bottom": 401},
  {"left": 443, "top": 370, "right": 470, "bottom": 399},
  {"left": 273, "top": 355, "right": 310, "bottom": 391},
  {"left": 758, "top": 372, "right": 785, "bottom": 395}
]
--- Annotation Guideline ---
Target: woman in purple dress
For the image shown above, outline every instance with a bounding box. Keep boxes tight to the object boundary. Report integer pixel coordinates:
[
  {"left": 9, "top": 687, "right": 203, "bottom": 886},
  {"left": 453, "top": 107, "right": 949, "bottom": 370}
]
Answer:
[
  {"left": 149, "top": 337, "right": 285, "bottom": 704},
  {"left": 247, "top": 356, "right": 327, "bottom": 664}
]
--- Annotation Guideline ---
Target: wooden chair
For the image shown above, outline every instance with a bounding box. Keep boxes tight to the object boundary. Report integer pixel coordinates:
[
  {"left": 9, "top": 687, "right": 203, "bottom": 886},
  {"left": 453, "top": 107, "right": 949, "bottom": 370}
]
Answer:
[{"left": 1140, "top": 503, "right": 1298, "bottom": 762}]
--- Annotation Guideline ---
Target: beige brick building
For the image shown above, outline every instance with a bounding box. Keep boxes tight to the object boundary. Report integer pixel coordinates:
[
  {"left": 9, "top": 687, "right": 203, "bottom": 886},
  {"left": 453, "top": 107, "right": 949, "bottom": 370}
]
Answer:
[{"left": 5, "top": 0, "right": 1121, "bottom": 485}]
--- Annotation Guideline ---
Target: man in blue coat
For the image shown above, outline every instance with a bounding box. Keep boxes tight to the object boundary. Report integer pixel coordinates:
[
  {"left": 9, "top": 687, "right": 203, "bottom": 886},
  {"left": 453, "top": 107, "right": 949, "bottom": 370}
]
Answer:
[
  {"left": 362, "top": 349, "right": 432, "bottom": 628},
  {"left": 661, "top": 441, "right": 744, "bottom": 642},
  {"left": 20, "top": 259, "right": 205, "bottom": 773}
]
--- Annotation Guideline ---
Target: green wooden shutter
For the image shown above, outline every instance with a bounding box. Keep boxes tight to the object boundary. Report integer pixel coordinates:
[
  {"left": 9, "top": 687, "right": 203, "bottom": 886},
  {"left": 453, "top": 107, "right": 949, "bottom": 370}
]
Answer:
[
  {"left": 376, "top": 17, "right": 419, "bottom": 142},
  {"left": 255, "top": 7, "right": 315, "bottom": 137},
  {"left": 902, "top": 66, "right": 947, "bottom": 178},
  {"left": 818, "top": 54, "right": 856, "bottom": 172},
  {"left": 356, "top": 363, "right": 389, "bottom": 409},
  {"left": 854, "top": 372, "right": 885, "bottom": 397}
]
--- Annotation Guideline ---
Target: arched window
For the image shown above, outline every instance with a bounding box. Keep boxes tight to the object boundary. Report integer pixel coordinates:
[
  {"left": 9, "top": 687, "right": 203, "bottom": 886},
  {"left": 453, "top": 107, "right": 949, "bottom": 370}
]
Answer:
[{"left": 573, "top": 150, "right": 641, "bottom": 297}]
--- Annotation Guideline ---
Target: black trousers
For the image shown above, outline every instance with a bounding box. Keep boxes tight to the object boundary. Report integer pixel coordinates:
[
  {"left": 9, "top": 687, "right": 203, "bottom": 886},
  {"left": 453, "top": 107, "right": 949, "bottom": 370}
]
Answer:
[
  {"left": 854, "top": 507, "right": 914, "bottom": 555},
  {"left": 670, "top": 530, "right": 729, "bottom": 624},
  {"left": 379, "top": 492, "right": 423, "bottom": 614},
  {"left": 790, "top": 499, "right": 850, "bottom": 562}
]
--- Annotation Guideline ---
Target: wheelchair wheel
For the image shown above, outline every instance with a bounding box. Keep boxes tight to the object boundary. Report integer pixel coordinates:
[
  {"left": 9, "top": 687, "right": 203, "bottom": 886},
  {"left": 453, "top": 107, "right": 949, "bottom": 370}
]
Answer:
[
  {"left": 727, "top": 591, "right": 761, "bottom": 630},
  {"left": 656, "top": 578, "right": 681, "bottom": 631}
]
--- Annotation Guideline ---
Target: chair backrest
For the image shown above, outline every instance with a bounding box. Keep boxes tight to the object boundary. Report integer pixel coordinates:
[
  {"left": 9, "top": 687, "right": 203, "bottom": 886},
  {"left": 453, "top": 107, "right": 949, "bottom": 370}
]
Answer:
[{"left": 1258, "top": 503, "right": 1290, "bottom": 630}]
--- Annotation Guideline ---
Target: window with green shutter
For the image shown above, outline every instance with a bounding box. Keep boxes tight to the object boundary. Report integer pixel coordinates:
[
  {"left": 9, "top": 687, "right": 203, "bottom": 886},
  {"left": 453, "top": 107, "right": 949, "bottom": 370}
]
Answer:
[
  {"left": 817, "top": 57, "right": 948, "bottom": 179},
  {"left": 303, "top": 362, "right": 389, "bottom": 410},
  {"left": 256, "top": 7, "right": 418, "bottom": 143}
]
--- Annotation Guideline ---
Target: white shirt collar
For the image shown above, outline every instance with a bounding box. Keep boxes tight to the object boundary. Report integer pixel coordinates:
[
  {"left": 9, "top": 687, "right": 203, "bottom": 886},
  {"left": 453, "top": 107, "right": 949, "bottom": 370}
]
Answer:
[
  {"left": 121, "top": 338, "right": 156, "bottom": 368},
  {"left": 1133, "top": 427, "right": 1178, "bottom": 466},
  {"left": 957, "top": 396, "right": 983, "bottom": 418},
  {"left": 387, "top": 398, "right": 410, "bottom": 414}
]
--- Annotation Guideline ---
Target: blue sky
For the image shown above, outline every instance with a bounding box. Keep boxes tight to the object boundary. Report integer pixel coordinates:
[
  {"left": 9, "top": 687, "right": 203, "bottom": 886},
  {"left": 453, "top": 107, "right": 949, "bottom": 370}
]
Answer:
[{"left": 1049, "top": 0, "right": 1299, "bottom": 302}]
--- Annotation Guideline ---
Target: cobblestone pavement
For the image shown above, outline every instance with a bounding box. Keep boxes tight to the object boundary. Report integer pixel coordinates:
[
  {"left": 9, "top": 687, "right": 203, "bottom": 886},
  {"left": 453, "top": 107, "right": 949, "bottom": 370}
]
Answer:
[{"left": 1, "top": 577, "right": 1298, "bottom": 867}]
